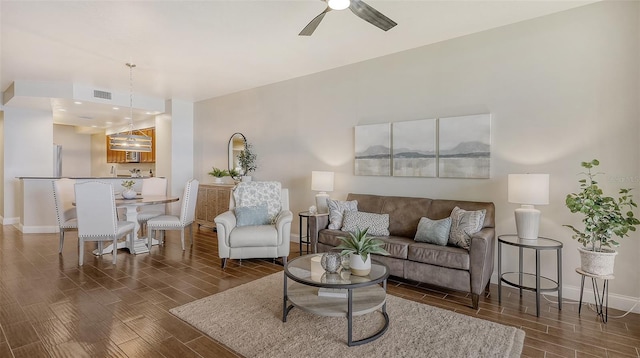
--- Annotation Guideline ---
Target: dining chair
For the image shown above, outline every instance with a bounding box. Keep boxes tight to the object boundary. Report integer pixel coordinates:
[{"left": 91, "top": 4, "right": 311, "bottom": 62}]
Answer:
[
  {"left": 147, "top": 179, "right": 199, "bottom": 251},
  {"left": 137, "top": 177, "right": 168, "bottom": 236},
  {"left": 75, "top": 181, "right": 136, "bottom": 265},
  {"left": 52, "top": 178, "right": 78, "bottom": 253}
]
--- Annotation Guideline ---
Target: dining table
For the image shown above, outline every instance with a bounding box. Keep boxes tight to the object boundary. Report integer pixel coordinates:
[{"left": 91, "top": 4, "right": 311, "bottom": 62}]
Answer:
[{"left": 92, "top": 194, "right": 179, "bottom": 255}]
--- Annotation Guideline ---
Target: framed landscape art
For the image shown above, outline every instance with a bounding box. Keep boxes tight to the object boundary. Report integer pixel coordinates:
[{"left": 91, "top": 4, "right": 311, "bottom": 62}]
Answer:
[
  {"left": 354, "top": 123, "right": 391, "bottom": 176},
  {"left": 392, "top": 119, "right": 436, "bottom": 177},
  {"left": 438, "top": 114, "right": 491, "bottom": 178}
]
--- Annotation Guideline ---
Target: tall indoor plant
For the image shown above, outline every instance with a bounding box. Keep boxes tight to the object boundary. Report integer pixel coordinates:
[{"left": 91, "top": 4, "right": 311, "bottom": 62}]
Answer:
[
  {"left": 336, "top": 228, "right": 389, "bottom": 276},
  {"left": 564, "top": 159, "right": 640, "bottom": 275},
  {"left": 238, "top": 142, "right": 257, "bottom": 182}
]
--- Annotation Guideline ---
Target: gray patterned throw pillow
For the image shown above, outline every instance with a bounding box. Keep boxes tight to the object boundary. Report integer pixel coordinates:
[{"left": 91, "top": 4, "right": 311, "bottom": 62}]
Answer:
[
  {"left": 448, "top": 206, "right": 486, "bottom": 250},
  {"left": 414, "top": 217, "right": 452, "bottom": 246},
  {"left": 341, "top": 211, "right": 390, "bottom": 236},
  {"left": 327, "top": 199, "right": 358, "bottom": 230}
]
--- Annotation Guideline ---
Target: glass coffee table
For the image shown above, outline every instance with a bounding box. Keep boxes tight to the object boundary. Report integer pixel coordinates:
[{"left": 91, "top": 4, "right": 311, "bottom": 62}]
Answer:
[{"left": 282, "top": 254, "right": 390, "bottom": 346}]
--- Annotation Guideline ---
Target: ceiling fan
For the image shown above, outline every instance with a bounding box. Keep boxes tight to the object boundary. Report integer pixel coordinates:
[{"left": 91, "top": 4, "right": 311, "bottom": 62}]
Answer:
[{"left": 299, "top": 0, "right": 397, "bottom": 36}]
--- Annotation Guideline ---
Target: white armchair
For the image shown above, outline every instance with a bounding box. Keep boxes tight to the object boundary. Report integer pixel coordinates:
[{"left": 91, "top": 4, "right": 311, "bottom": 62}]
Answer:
[{"left": 215, "top": 181, "right": 292, "bottom": 269}]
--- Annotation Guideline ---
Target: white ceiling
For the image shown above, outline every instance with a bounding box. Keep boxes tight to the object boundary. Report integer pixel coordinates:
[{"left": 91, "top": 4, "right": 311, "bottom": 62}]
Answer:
[{"left": 1, "top": 0, "right": 595, "bottom": 129}]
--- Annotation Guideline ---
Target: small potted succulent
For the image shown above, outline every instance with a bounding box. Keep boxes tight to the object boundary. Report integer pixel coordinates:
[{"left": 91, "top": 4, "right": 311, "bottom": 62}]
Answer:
[
  {"left": 121, "top": 180, "right": 136, "bottom": 199},
  {"left": 336, "top": 228, "right": 389, "bottom": 276},
  {"left": 208, "top": 167, "right": 229, "bottom": 184},
  {"left": 564, "top": 159, "right": 640, "bottom": 275}
]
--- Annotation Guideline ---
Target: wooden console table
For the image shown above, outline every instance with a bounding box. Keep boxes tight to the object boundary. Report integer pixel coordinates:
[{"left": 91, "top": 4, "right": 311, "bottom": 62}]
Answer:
[{"left": 195, "top": 184, "right": 234, "bottom": 230}]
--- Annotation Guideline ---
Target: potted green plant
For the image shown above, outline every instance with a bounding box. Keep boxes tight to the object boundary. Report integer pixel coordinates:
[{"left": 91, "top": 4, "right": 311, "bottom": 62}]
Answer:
[
  {"left": 228, "top": 168, "right": 241, "bottom": 181},
  {"left": 208, "top": 167, "right": 229, "bottom": 184},
  {"left": 336, "top": 228, "right": 390, "bottom": 276},
  {"left": 238, "top": 142, "right": 257, "bottom": 182},
  {"left": 121, "top": 180, "right": 136, "bottom": 199},
  {"left": 564, "top": 159, "right": 640, "bottom": 275}
]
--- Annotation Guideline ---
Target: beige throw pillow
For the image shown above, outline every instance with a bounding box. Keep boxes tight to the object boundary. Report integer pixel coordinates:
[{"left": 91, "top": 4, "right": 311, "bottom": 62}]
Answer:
[{"left": 448, "top": 206, "right": 486, "bottom": 250}]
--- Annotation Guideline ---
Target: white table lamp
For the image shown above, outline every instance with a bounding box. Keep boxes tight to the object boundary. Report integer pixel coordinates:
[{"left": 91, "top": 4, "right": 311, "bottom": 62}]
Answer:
[
  {"left": 508, "top": 174, "right": 549, "bottom": 240},
  {"left": 312, "top": 171, "right": 334, "bottom": 214}
]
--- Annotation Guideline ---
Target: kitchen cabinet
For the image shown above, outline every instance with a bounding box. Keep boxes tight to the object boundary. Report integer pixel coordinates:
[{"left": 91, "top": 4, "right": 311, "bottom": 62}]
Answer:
[
  {"left": 195, "top": 184, "right": 235, "bottom": 230},
  {"left": 106, "top": 127, "right": 155, "bottom": 163}
]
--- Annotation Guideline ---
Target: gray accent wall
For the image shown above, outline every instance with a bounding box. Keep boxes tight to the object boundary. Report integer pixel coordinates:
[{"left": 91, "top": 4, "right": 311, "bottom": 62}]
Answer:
[{"left": 194, "top": 1, "right": 640, "bottom": 307}]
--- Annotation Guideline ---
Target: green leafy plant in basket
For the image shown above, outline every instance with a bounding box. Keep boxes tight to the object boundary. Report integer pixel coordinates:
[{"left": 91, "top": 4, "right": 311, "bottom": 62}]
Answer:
[
  {"left": 336, "top": 228, "right": 390, "bottom": 262},
  {"left": 564, "top": 159, "right": 640, "bottom": 251}
]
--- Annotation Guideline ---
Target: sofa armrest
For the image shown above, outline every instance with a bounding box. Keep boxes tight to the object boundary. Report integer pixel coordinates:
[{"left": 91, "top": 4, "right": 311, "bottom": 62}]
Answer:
[
  {"left": 214, "top": 210, "right": 237, "bottom": 246},
  {"left": 309, "top": 214, "right": 330, "bottom": 252},
  {"left": 469, "top": 227, "right": 495, "bottom": 296}
]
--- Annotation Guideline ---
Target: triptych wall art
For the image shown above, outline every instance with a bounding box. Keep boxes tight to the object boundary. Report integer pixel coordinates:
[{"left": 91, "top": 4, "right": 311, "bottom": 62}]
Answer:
[{"left": 354, "top": 114, "right": 491, "bottom": 179}]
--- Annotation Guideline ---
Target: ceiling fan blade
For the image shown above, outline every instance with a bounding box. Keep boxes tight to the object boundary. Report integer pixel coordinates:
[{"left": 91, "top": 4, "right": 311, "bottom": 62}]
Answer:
[
  {"left": 349, "top": 0, "right": 397, "bottom": 32},
  {"left": 299, "top": 7, "right": 332, "bottom": 36}
]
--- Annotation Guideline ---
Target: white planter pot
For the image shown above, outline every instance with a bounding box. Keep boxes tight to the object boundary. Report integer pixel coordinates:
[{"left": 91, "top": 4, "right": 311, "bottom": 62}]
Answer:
[
  {"left": 121, "top": 188, "right": 136, "bottom": 199},
  {"left": 578, "top": 247, "right": 617, "bottom": 276},
  {"left": 241, "top": 176, "right": 252, "bottom": 182},
  {"left": 349, "top": 253, "right": 371, "bottom": 276},
  {"left": 214, "top": 177, "right": 224, "bottom": 184}
]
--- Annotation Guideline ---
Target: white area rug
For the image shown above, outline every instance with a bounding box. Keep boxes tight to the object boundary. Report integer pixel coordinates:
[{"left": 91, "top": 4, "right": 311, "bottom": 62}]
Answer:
[{"left": 170, "top": 273, "right": 524, "bottom": 358}]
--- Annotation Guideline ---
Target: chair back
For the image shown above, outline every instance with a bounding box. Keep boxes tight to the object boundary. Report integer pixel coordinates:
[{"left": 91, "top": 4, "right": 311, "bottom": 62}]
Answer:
[
  {"left": 141, "top": 177, "right": 167, "bottom": 196},
  {"left": 75, "top": 182, "right": 118, "bottom": 237},
  {"left": 229, "top": 182, "right": 288, "bottom": 212},
  {"left": 53, "top": 178, "right": 77, "bottom": 224},
  {"left": 141, "top": 177, "right": 168, "bottom": 213},
  {"left": 179, "top": 179, "right": 199, "bottom": 225}
]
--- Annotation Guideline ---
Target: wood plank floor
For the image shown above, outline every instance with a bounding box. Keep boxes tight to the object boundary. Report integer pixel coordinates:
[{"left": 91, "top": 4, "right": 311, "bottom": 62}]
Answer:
[{"left": 0, "top": 225, "right": 638, "bottom": 357}]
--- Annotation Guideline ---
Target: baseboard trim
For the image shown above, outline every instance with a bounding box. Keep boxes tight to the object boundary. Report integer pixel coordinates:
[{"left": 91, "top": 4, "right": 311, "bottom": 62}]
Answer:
[
  {"left": 17, "top": 224, "right": 58, "bottom": 234},
  {"left": 2, "top": 216, "right": 20, "bottom": 225},
  {"left": 490, "top": 273, "right": 639, "bottom": 314}
]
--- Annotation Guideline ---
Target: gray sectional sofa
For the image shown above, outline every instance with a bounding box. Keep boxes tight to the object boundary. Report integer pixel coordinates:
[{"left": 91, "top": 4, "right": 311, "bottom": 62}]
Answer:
[{"left": 309, "top": 193, "right": 496, "bottom": 309}]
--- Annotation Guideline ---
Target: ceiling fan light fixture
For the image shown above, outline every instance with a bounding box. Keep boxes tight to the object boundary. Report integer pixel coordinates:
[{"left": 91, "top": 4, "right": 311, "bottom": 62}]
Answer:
[{"left": 327, "top": 0, "right": 350, "bottom": 11}]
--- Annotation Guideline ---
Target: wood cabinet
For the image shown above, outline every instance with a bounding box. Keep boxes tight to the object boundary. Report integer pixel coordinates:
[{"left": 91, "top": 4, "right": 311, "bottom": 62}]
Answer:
[
  {"left": 106, "top": 127, "right": 155, "bottom": 163},
  {"left": 195, "top": 184, "right": 235, "bottom": 230}
]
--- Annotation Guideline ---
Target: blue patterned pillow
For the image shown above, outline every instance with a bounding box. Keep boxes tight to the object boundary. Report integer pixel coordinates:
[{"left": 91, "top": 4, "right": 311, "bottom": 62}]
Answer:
[
  {"left": 235, "top": 204, "right": 270, "bottom": 227},
  {"left": 414, "top": 217, "right": 451, "bottom": 246}
]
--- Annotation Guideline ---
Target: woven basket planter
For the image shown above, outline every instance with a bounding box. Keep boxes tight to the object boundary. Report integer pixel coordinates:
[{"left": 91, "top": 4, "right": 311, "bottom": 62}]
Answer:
[{"left": 578, "top": 247, "right": 617, "bottom": 276}]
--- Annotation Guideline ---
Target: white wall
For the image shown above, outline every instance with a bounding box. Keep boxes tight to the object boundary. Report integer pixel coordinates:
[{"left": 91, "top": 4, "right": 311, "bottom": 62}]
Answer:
[
  {"left": 53, "top": 124, "right": 91, "bottom": 177},
  {"left": 3, "top": 107, "right": 54, "bottom": 224},
  {"left": 194, "top": 1, "right": 640, "bottom": 308}
]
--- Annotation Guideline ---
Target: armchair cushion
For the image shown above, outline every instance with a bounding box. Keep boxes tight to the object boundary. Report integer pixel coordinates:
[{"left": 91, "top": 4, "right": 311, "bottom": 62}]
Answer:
[
  {"left": 235, "top": 204, "right": 270, "bottom": 227},
  {"left": 233, "top": 181, "right": 282, "bottom": 221},
  {"left": 230, "top": 225, "right": 278, "bottom": 247}
]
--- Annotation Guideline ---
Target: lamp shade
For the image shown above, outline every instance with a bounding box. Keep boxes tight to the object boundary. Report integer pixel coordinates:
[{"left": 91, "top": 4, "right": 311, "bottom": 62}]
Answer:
[
  {"left": 311, "top": 171, "right": 334, "bottom": 192},
  {"left": 508, "top": 174, "right": 549, "bottom": 205}
]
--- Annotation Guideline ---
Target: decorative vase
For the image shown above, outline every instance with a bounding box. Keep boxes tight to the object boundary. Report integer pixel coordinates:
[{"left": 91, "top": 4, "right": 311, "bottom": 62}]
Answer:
[
  {"left": 121, "top": 188, "right": 136, "bottom": 199},
  {"left": 349, "top": 253, "right": 371, "bottom": 276},
  {"left": 320, "top": 252, "right": 342, "bottom": 273},
  {"left": 578, "top": 247, "right": 617, "bottom": 276}
]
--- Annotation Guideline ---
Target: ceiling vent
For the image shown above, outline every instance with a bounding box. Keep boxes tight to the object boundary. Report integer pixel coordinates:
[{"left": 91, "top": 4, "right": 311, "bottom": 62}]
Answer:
[{"left": 93, "top": 90, "right": 112, "bottom": 100}]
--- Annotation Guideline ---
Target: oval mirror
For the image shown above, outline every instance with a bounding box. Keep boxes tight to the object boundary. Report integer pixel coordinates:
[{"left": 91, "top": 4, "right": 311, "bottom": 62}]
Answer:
[{"left": 228, "top": 132, "right": 246, "bottom": 174}]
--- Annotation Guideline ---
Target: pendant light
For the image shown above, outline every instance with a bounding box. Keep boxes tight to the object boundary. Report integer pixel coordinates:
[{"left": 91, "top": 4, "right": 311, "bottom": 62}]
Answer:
[{"left": 109, "top": 63, "right": 152, "bottom": 152}]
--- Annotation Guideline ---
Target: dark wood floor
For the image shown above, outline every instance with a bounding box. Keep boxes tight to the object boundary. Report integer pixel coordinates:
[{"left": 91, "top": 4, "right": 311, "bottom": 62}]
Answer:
[{"left": 0, "top": 225, "right": 638, "bottom": 358}]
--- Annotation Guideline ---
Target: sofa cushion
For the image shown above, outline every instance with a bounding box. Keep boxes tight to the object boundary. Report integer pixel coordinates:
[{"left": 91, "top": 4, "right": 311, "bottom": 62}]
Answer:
[
  {"left": 318, "top": 229, "right": 410, "bottom": 259},
  {"left": 448, "top": 206, "right": 486, "bottom": 250},
  {"left": 408, "top": 242, "right": 470, "bottom": 270},
  {"left": 327, "top": 199, "right": 358, "bottom": 230},
  {"left": 341, "top": 211, "right": 390, "bottom": 236},
  {"left": 414, "top": 217, "right": 451, "bottom": 246}
]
